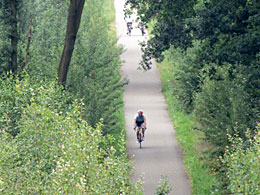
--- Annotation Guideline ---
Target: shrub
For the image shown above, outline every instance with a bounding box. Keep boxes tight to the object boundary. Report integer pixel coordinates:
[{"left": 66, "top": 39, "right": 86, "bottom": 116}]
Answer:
[
  {"left": 155, "top": 176, "right": 173, "bottom": 195},
  {"left": 220, "top": 124, "right": 260, "bottom": 194},
  {"left": 0, "top": 72, "right": 72, "bottom": 137},
  {"left": 0, "top": 75, "right": 140, "bottom": 194},
  {"left": 194, "top": 65, "right": 253, "bottom": 151},
  {"left": 165, "top": 41, "right": 204, "bottom": 112}
]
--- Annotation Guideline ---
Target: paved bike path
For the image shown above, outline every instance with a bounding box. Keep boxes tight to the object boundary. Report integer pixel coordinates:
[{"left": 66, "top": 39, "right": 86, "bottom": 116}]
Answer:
[{"left": 115, "top": 1, "right": 192, "bottom": 194}]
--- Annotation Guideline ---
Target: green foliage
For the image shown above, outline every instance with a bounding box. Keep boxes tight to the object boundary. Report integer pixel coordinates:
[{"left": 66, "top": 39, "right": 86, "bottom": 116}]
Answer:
[
  {"left": 0, "top": 0, "right": 129, "bottom": 149},
  {"left": 0, "top": 74, "right": 140, "bottom": 194},
  {"left": 126, "top": 0, "right": 260, "bottom": 71},
  {"left": 194, "top": 65, "right": 255, "bottom": 151},
  {"left": 157, "top": 55, "right": 216, "bottom": 195},
  {"left": 194, "top": 0, "right": 260, "bottom": 66},
  {"left": 0, "top": 1, "right": 140, "bottom": 194},
  {"left": 165, "top": 42, "right": 204, "bottom": 112},
  {"left": 67, "top": 0, "right": 124, "bottom": 136},
  {"left": 25, "top": 0, "right": 68, "bottom": 79},
  {"left": 0, "top": 0, "right": 22, "bottom": 73},
  {"left": 0, "top": 0, "right": 127, "bottom": 139},
  {"left": 155, "top": 176, "right": 172, "bottom": 195},
  {"left": 0, "top": 72, "right": 72, "bottom": 137},
  {"left": 126, "top": 0, "right": 260, "bottom": 193},
  {"left": 0, "top": 0, "right": 68, "bottom": 77},
  {"left": 125, "top": 0, "right": 197, "bottom": 68},
  {"left": 220, "top": 125, "right": 260, "bottom": 194}
]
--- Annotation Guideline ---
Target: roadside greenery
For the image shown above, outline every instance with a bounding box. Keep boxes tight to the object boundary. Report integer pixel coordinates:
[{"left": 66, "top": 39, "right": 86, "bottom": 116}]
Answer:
[
  {"left": 220, "top": 125, "right": 260, "bottom": 194},
  {"left": 126, "top": 0, "right": 260, "bottom": 151},
  {"left": 0, "top": 74, "right": 140, "bottom": 194},
  {"left": 0, "top": 0, "right": 126, "bottom": 141},
  {"left": 68, "top": 0, "right": 125, "bottom": 138},
  {"left": 0, "top": 0, "right": 68, "bottom": 77},
  {"left": 194, "top": 64, "right": 253, "bottom": 151},
  {"left": 155, "top": 176, "right": 173, "bottom": 195},
  {"left": 157, "top": 56, "right": 215, "bottom": 195},
  {"left": 127, "top": 0, "right": 260, "bottom": 193},
  {"left": 0, "top": 0, "right": 143, "bottom": 194},
  {"left": 163, "top": 43, "right": 203, "bottom": 112},
  {"left": 158, "top": 46, "right": 259, "bottom": 194}
]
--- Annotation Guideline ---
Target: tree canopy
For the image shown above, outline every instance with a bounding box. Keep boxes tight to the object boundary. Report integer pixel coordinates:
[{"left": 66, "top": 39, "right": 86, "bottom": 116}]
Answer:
[{"left": 126, "top": 0, "right": 260, "bottom": 70}]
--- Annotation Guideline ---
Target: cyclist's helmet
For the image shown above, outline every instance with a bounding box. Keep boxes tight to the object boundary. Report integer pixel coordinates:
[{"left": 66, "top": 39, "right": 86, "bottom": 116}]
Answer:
[{"left": 138, "top": 110, "right": 143, "bottom": 114}]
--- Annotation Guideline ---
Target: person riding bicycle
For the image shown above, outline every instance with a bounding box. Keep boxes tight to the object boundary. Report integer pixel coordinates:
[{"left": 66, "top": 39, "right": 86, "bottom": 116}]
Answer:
[
  {"left": 134, "top": 110, "right": 147, "bottom": 141},
  {"left": 126, "top": 16, "right": 133, "bottom": 35},
  {"left": 139, "top": 21, "right": 145, "bottom": 36}
]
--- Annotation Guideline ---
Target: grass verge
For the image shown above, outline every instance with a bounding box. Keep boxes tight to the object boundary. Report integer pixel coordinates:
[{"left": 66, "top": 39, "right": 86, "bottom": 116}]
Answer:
[{"left": 157, "top": 56, "right": 216, "bottom": 195}]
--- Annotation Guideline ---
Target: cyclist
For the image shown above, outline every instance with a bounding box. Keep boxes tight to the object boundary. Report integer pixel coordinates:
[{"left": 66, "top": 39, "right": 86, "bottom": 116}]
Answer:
[
  {"left": 126, "top": 16, "right": 133, "bottom": 35},
  {"left": 139, "top": 22, "right": 145, "bottom": 36},
  {"left": 134, "top": 110, "right": 147, "bottom": 142}
]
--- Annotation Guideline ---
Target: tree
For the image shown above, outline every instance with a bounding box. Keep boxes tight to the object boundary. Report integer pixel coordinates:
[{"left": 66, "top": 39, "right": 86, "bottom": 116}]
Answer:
[
  {"left": 58, "top": 0, "right": 85, "bottom": 85},
  {"left": 125, "top": 0, "right": 197, "bottom": 69},
  {"left": 125, "top": 0, "right": 260, "bottom": 70},
  {"left": 67, "top": 0, "right": 124, "bottom": 136},
  {"left": 21, "top": 0, "right": 68, "bottom": 80},
  {"left": 0, "top": 0, "right": 21, "bottom": 73},
  {"left": 193, "top": 0, "right": 260, "bottom": 66}
]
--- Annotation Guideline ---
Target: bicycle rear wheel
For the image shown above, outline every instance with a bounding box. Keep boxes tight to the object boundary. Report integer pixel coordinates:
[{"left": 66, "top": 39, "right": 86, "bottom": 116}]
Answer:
[{"left": 138, "top": 131, "right": 142, "bottom": 149}]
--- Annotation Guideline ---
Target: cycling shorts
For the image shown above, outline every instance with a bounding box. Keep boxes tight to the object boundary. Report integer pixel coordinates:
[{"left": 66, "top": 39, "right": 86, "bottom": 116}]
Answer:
[{"left": 136, "top": 121, "right": 145, "bottom": 127}]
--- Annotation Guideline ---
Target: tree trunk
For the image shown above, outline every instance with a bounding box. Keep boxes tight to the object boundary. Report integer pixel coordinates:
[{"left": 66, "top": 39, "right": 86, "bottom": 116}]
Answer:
[
  {"left": 21, "top": 24, "right": 32, "bottom": 71},
  {"left": 58, "top": 0, "right": 85, "bottom": 85},
  {"left": 8, "top": 0, "right": 18, "bottom": 73}
]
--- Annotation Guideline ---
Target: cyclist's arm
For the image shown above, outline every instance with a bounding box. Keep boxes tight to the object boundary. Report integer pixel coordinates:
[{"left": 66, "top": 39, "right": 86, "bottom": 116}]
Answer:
[
  {"left": 134, "top": 118, "right": 137, "bottom": 127},
  {"left": 144, "top": 118, "right": 147, "bottom": 126}
]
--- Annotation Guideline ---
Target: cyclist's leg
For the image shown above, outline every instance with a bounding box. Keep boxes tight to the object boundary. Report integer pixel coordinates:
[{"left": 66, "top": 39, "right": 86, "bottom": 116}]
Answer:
[
  {"left": 141, "top": 123, "right": 146, "bottom": 140},
  {"left": 127, "top": 23, "right": 130, "bottom": 34},
  {"left": 136, "top": 126, "right": 140, "bottom": 140}
]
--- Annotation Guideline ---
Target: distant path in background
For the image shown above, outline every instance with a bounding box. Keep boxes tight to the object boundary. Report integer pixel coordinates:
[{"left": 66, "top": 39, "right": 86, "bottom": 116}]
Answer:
[{"left": 115, "top": 0, "right": 192, "bottom": 194}]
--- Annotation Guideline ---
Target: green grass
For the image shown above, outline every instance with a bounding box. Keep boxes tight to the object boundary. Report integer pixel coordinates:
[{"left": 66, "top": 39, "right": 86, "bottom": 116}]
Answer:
[{"left": 157, "top": 57, "right": 216, "bottom": 195}]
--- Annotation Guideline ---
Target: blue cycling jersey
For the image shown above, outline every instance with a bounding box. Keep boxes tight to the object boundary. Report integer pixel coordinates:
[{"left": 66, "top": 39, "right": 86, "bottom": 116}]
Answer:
[{"left": 134, "top": 114, "right": 146, "bottom": 126}]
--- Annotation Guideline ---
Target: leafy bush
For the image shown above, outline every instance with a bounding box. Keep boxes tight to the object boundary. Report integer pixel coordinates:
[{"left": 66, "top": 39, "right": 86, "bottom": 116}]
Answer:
[
  {"left": 0, "top": 74, "right": 140, "bottom": 194},
  {"left": 165, "top": 41, "right": 204, "bottom": 112},
  {"left": 220, "top": 124, "right": 260, "bottom": 194},
  {"left": 0, "top": 73, "right": 72, "bottom": 137},
  {"left": 155, "top": 176, "right": 173, "bottom": 195},
  {"left": 194, "top": 65, "right": 255, "bottom": 151}
]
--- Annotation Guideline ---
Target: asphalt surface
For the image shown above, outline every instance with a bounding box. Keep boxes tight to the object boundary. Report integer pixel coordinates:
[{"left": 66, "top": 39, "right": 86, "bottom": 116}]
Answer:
[{"left": 115, "top": 1, "right": 192, "bottom": 194}]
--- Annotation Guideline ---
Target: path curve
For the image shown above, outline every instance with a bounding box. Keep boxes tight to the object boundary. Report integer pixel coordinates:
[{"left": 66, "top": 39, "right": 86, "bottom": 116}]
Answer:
[{"left": 115, "top": 1, "right": 192, "bottom": 194}]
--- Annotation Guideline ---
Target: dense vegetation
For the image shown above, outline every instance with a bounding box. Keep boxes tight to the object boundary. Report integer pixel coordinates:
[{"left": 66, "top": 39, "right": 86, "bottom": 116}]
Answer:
[
  {"left": 0, "top": 0, "right": 125, "bottom": 139},
  {"left": 67, "top": 0, "right": 125, "bottom": 137},
  {"left": 0, "top": 74, "right": 141, "bottom": 194},
  {"left": 126, "top": 0, "right": 260, "bottom": 194},
  {"left": 0, "top": 0, "right": 142, "bottom": 194}
]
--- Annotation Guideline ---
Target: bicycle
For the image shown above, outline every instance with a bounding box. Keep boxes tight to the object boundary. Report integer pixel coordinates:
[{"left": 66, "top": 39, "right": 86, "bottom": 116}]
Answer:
[
  {"left": 127, "top": 22, "right": 133, "bottom": 36},
  {"left": 135, "top": 126, "right": 143, "bottom": 149},
  {"left": 140, "top": 25, "right": 145, "bottom": 36}
]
